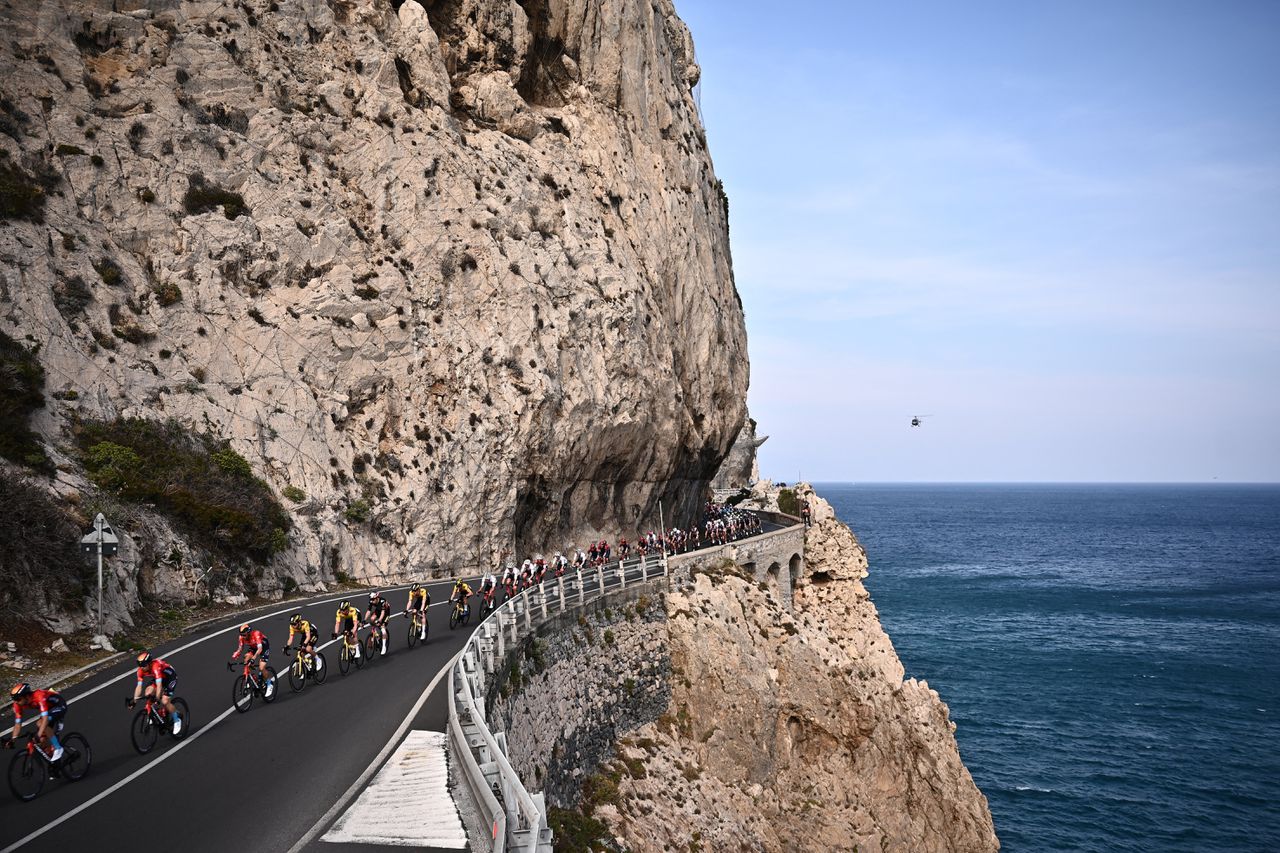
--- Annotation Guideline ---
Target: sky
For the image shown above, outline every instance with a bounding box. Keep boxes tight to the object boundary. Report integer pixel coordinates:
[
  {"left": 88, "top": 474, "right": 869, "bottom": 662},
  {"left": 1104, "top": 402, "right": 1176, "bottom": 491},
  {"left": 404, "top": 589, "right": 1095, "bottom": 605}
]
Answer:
[{"left": 677, "top": 0, "right": 1280, "bottom": 482}]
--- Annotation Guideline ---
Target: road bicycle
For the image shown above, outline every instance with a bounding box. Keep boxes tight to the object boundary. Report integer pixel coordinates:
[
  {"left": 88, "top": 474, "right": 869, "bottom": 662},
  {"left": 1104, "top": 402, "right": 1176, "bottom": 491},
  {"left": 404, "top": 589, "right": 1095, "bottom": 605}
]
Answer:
[
  {"left": 5, "top": 731, "right": 91, "bottom": 801},
  {"left": 448, "top": 597, "right": 471, "bottom": 630},
  {"left": 479, "top": 586, "right": 497, "bottom": 619},
  {"left": 336, "top": 629, "right": 364, "bottom": 675},
  {"left": 284, "top": 644, "right": 328, "bottom": 692},
  {"left": 128, "top": 693, "right": 191, "bottom": 754},
  {"left": 228, "top": 658, "right": 277, "bottom": 712},
  {"left": 363, "top": 621, "right": 388, "bottom": 662},
  {"left": 406, "top": 608, "right": 429, "bottom": 647}
]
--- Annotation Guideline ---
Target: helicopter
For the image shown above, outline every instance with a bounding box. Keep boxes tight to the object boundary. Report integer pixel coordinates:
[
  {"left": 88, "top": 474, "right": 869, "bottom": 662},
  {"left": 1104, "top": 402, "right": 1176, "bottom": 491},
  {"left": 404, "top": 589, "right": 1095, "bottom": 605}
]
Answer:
[{"left": 910, "top": 415, "right": 931, "bottom": 427}]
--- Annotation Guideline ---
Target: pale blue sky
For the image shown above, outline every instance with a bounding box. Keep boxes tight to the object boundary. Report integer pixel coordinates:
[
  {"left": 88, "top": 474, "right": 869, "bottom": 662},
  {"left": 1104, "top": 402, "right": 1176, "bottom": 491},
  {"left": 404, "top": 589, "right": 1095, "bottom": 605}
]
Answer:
[{"left": 679, "top": 0, "right": 1280, "bottom": 482}]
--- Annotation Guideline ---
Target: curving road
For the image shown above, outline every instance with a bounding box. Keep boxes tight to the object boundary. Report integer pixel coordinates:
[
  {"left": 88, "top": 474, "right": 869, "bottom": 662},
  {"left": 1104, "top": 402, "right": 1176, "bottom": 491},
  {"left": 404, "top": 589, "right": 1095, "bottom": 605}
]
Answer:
[
  {"left": 1, "top": 576, "right": 478, "bottom": 853},
  {"left": 2, "top": 520, "right": 783, "bottom": 852}
]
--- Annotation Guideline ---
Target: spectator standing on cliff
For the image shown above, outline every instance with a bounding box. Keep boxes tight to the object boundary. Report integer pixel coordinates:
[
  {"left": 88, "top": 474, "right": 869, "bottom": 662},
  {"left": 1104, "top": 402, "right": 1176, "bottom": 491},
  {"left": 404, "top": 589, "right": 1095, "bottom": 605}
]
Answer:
[{"left": 801, "top": 500, "right": 811, "bottom": 528}]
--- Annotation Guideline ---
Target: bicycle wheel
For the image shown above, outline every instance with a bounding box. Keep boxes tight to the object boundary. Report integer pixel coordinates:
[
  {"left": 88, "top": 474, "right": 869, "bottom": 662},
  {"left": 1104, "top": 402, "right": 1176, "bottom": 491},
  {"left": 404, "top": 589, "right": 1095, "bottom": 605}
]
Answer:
[
  {"left": 60, "top": 734, "right": 91, "bottom": 781},
  {"left": 262, "top": 667, "right": 278, "bottom": 703},
  {"left": 353, "top": 641, "right": 365, "bottom": 669},
  {"left": 8, "top": 750, "right": 45, "bottom": 801},
  {"left": 130, "top": 709, "right": 158, "bottom": 754},
  {"left": 462, "top": 608, "right": 471, "bottom": 627},
  {"left": 288, "top": 657, "right": 306, "bottom": 692},
  {"left": 311, "top": 652, "right": 328, "bottom": 684},
  {"left": 232, "top": 676, "right": 253, "bottom": 712},
  {"left": 339, "top": 644, "right": 351, "bottom": 675},
  {"left": 407, "top": 618, "right": 418, "bottom": 648},
  {"left": 449, "top": 608, "right": 459, "bottom": 630},
  {"left": 363, "top": 633, "right": 378, "bottom": 662},
  {"left": 169, "top": 698, "right": 191, "bottom": 740}
]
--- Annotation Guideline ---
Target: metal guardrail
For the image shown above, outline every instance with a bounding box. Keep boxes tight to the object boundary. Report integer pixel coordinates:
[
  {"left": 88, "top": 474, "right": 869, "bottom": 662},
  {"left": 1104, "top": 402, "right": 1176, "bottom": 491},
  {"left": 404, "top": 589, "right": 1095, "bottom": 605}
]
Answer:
[{"left": 447, "top": 552, "right": 669, "bottom": 853}]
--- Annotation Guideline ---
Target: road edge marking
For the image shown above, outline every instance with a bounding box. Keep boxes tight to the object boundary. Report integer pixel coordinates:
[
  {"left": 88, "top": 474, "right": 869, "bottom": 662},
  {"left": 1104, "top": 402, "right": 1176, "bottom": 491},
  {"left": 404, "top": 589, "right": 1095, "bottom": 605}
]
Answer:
[{"left": 285, "top": 648, "right": 461, "bottom": 853}]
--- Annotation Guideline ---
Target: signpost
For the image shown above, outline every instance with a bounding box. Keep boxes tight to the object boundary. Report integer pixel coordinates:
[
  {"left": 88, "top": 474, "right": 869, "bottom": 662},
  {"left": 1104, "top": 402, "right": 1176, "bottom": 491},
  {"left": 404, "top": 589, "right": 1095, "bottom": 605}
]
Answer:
[{"left": 80, "top": 513, "right": 119, "bottom": 633}]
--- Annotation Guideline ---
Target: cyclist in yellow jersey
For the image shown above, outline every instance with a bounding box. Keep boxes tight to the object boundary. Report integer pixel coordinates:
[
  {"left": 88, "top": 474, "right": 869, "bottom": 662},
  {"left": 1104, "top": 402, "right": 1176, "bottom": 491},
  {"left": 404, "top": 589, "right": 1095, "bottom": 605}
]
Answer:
[
  {"left": 285, "top": 613, "right": 318, "bottom": 665},
  {"left": 450, "top": 579, "right": 473, "bottom": 619},
  {"left": 331, "top": 600, "right": 363, "bottom": 659},
  {"left": 404, "top": 582, "right": 430, "bottom": 636}
]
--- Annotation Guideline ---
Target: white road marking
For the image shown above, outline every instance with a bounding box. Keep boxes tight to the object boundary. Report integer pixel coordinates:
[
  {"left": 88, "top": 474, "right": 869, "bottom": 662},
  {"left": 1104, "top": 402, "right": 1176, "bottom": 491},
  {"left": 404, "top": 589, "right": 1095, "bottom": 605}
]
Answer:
[
  {"left": 321, "top": 730, "right": 467, "bottom": 848},
  {"left": 2, "top": 599, "right": 460, "bottom": 851},
  {"left": 285, "top": 650, "right": 460, "bottom": 853}
]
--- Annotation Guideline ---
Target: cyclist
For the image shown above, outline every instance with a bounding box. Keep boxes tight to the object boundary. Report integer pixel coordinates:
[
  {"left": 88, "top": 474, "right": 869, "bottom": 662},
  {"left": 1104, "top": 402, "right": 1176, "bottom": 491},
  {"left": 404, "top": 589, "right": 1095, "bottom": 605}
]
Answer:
[
  {"left": 365, "top": 591, "right": 391, "bottom": 655},
  {"left": 231, "top": 623, "right": 273, "bottom": 688},
  {"left": 3, "top": 683, "right": 66, "bottom": 761},
  {"left": 285, "top": 613, "right": 319, "bottom": 669},
  {"left": 450, "top": 578, "right": 473, "bottom": 619},
  {"left": 128, "top": 651, "right": 182, "bottom": 733},
  {"left": 332, "top": 599, "right": 362, "bottom": 659},
  {"left": 479, "top": 571, "right": 497, "bottom": 613},
  {"left": 500, "top": 565, "right": 515, "bottom": 597},
  {"left": 553, "top": 551, "right": 568, "bottom": 577},
  {"left": 404, "top": 582, "right": 430, "bottom": 640}
]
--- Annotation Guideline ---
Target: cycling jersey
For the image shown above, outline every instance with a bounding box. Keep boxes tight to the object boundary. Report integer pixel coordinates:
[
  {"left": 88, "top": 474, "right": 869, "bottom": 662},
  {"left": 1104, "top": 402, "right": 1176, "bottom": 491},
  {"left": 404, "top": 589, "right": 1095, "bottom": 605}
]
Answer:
[
  {"left": 336, "top": 606, "right": 360, "bottom": 632},
  {"left": 366, "top": 599, "right": 391, "bottom": 624},
  {"left": 136, "top": 659, "right": 177, "bottom": 693},
  {"left": 12, "top": 689, "right": 66, "bottom": 725},
  {"left": 287, "top": 620, "right": 317, "bottom": 645},
  {"left": 451, "top": 583, "right": 472, "bottom": 600},
  {"left": 237, "top": 630, "right": 268, "bottom": 652},
  {"left": 407, "top": 589, "right": 429, "bottom": 610}
]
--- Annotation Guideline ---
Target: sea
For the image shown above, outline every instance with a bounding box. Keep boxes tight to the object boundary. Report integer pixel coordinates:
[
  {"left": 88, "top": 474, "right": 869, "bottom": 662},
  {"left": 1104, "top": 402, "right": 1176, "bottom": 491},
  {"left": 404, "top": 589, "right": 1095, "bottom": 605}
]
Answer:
[{"left": 817, "top": 483, "right": 1280, "bottom": 853}]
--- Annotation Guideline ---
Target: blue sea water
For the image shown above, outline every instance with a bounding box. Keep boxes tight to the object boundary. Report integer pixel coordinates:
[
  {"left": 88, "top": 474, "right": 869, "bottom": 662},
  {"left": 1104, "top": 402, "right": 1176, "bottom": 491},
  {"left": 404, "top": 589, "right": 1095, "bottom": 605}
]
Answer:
[{"left": 818, "top": 483, "right": 1280, "bottom": 853}]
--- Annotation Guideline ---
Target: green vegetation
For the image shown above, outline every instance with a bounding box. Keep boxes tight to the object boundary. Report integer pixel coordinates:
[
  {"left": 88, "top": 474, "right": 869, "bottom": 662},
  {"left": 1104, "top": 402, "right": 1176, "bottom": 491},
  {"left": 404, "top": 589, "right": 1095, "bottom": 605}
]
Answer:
[
  {"left": 777, "top": 487, "right": 799, "bottom": 517},
  {"left": 0, "top": 475, "right": 86, "bottom": 617},
  {"left": 579, "top": 770, "right": 621, "bottom": 814},
  {"left": 343, "top": 499, "right": 370, "bottom": 523},
  {"left": 0, "top": 330, "right": 51, "bottom": 473},
  {"left": 93, "top": 257, "right": 123, "bottom": 286},
  {"left": 546, "top": 807, "right": 612, "bottom": 853},
  {"left": 54, "top": 143, "right": 86, "bottom": 156},
  {"left": 76, "top": 418, "right": 291, "bottom": 563},
  {"left": 0, "top": 161, "right": 48, "bottom": 222},
  {"left": 154, "top": 281, "right": 181, "bottom": 306},
  {"left": 282, "top": 485, "right": 307, "bottom": 503},
  {"left": 53, "top": 274, "right": 93, "bottom": 319},
  {"left": 183, "top": 173, "right": 248, "bottom": 219}
]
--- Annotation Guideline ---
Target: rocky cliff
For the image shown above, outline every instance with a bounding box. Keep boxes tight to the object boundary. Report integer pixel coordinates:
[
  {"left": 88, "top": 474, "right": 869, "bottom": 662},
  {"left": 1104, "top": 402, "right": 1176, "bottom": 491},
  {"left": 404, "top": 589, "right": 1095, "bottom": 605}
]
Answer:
[
  {"left": 600, "top": 488, "right": 1000, "bottom": 852},
  {"left": 0, "top": 0, "right": 747, "bottom": 630}
]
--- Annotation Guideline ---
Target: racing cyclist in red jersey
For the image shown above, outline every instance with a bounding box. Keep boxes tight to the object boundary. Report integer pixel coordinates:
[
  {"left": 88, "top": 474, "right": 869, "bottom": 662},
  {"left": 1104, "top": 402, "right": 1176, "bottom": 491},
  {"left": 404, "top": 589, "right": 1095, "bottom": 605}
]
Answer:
[
  {"left": 128, "top": 651, "right": 183, "bottom": 733},
  {"left": 230, "top": 623, "right": 273, "bottom": 688},
  {"left": 4, "top": 683, "right": 67, "bottom": 761}
]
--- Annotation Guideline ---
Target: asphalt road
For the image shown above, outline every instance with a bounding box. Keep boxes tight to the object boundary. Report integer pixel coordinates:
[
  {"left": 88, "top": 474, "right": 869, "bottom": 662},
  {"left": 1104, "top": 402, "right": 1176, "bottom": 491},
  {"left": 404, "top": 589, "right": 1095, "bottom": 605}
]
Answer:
[
  {"left": 0, "top": 576, "right": 478, "bottom": 853},
  {"left": 1, "top": 522, "right": 784, "bottom": 852}
]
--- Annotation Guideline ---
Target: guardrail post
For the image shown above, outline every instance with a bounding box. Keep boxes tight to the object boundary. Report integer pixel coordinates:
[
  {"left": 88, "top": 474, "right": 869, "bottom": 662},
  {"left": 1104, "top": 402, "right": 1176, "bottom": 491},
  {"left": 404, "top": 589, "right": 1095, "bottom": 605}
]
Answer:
[
  {"left": 557, "top": 576, "right": 565, "bottom": 611},
  {"left": 641, "top": 557, "right": 648, "bottom": 583},
  {"left": 577, "top": 569, "right": 584, "bottom": 605},
  {"left": 540, "top": 587, "right": 548, "bottom": 620},
  {"left": 597, "top": 565, "right": 605, "bottom": 596},
  {"left": 618, "top": 560, "right": 626, "bottom": 590},
  {"left": 495, "top": 614, "right": 505, "bottom": 660},
  {"left": 522, "top": 591, "right": 532, "bottom": 632}
]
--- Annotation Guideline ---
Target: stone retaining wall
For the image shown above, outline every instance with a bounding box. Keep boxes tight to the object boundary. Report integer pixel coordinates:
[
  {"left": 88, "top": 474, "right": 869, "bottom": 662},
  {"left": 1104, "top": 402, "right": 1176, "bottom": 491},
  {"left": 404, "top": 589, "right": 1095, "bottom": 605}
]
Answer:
[
  {"left": 669, "top": 522, "right": 805, "bottom": 610},
  {"left": 484, "top": 580, "right": 670, "bottom": 808}
]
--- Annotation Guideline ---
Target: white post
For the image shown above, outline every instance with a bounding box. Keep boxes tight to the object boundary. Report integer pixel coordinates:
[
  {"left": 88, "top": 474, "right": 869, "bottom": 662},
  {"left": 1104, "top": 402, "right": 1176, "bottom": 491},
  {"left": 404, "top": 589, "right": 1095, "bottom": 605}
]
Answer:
[
  {"left": 641, "top": 557, "right": 648, "bottom": 583},
  {"left": 619, "top": 560, "right": 626, "bottom": 590},
  {"left": 597, "top": 565, "right": 605, "bottom": 596},
  {"left": 658, "top": 500, "right": 669, "bottom": 576},
  {"left": 557, "top": 576, "right": 565, "bottom": 611},
  {"left": 577, "top": 569, "right": 584, "bottom": 605}
]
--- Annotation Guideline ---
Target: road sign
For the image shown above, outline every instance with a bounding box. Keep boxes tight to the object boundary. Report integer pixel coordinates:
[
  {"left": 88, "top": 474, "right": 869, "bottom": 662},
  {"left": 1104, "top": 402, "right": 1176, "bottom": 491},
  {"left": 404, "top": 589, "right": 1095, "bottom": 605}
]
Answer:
[{"left": 81, "top": 513, "right": 119, "bottom": 632}]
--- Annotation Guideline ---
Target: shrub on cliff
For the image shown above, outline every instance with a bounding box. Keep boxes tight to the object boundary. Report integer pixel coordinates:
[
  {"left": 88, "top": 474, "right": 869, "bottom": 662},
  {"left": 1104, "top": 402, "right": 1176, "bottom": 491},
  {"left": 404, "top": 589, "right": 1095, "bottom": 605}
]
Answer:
[
  {"left": 0, "top": 474, "right": 88, "bottom": 618},
  {"left": 777, "top": 488, "right": 799, "bottom": 517},
  {"left": 0, "top": 160, "right": 48, "bottom": 223},
  {"left": 0, "top": 330, "right": 52, "bottom": 474},
  {"left": 76, "top": 418, "right": 290, "bottom": 563},
  {"left": 546, "top": 807, "right": 613, "bottom": 853},
  {"left": 182, "top": 172, "right": 248, "bottom": 220}
]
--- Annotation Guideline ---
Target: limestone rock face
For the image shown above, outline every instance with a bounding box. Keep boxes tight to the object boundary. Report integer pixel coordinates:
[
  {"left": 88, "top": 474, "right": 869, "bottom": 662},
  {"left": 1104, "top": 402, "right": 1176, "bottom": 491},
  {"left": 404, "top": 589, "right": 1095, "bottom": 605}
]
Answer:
[
  {"left": 605, "top": 490, "right": 1000, "bottom": 852},
  {"left": 711, "top": 414, "right": 765, "bottom": 490},
  {"left": 0, "top": 0, "right": 746, "bottom": 624}
]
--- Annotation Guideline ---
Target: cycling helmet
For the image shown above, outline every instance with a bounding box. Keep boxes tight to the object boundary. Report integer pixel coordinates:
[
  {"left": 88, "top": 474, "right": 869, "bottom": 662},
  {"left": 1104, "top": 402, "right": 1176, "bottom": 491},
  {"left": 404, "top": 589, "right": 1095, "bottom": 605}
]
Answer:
[
  {"left": 340, "top": 600, "right": 350, "bottom": 610},
  {"left": 289, "top": 613, "right": 302, "bottom": 627},
  {"left": 136, "top": 651, "right": 152, "bottom": 668},
  {"left": 410, "top": 582, "right": 421, "bottom": 592},
  {"left": 369, "top": 591, "right": 379, "bottom": 601},
  {"left": 239, "top": 623, "right": 251, "bottom": 635},
  {"left": 10, "top": 682, "right": 32, "bottom": 700}
]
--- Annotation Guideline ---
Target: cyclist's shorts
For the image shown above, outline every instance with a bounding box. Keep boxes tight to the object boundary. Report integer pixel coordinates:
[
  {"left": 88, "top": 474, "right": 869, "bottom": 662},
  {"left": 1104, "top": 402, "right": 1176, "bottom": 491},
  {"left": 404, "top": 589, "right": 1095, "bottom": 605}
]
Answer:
[
  {"left": 305, "top": 632, "right": 318, "bottom": 647},
  {"left": 257, "top": 639, "right": 270, "bottom": 660},
  {"left": 341, "top": 617, "right": 354, "bottom": 634},
  {"left": 163, "top": 676, "right": 177, "bottom": 696}
]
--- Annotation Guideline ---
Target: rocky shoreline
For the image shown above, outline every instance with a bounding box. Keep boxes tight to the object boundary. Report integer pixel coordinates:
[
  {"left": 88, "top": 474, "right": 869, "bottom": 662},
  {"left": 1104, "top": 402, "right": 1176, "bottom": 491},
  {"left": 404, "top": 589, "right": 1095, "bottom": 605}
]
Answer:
[{"left": 596, "top": 484, "right": 999, "bottom": 852}]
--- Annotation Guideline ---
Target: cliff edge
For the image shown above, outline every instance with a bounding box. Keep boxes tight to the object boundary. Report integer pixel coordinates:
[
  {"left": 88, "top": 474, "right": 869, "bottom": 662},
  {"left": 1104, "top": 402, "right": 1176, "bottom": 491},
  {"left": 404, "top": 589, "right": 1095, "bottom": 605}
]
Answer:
[
  {"left": 0, "top": 0, "right": 746, "bottom": 630},
  {"left": 601, "top": 488, "right": 999, "bottom": 852}
]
